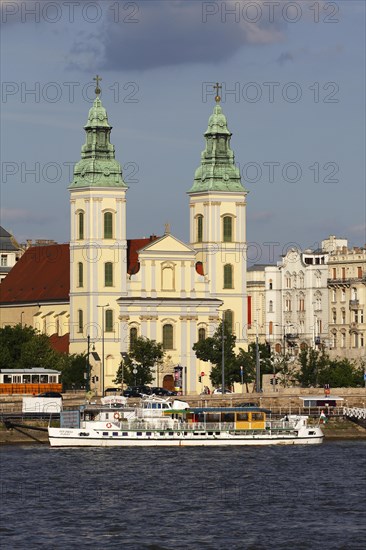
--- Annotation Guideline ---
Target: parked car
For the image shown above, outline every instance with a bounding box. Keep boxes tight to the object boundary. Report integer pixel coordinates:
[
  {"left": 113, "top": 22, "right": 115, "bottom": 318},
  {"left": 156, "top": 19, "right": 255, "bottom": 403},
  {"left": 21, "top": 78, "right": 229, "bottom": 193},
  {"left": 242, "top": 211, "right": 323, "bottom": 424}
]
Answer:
[
  {"left": 212, "top": 388, "right": 232, "bottom": 394},
  {"left": 150, "top": 387, "right": 177, "bottom": 396},
  {"left": 38, "top": 392, "right": 63, "bottom": 399},
  {"left": 123, "top": 386, "right": 152, "bottom": 398}
]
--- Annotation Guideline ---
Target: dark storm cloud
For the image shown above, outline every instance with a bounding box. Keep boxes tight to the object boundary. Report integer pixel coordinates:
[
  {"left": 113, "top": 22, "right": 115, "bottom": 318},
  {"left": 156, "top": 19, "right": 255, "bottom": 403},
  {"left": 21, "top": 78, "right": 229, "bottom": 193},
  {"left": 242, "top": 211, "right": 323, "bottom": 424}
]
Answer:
[{"left": 68, "top": 0, "right": 286, "bottom": 71}]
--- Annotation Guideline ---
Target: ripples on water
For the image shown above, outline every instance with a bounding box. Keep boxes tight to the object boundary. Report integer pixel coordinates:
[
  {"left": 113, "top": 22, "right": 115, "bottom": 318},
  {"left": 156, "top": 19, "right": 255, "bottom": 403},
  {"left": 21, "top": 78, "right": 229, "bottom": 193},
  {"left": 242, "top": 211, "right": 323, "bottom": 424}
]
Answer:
[{"left": 1, "top": 441, "right": 365, "bottom": 549}]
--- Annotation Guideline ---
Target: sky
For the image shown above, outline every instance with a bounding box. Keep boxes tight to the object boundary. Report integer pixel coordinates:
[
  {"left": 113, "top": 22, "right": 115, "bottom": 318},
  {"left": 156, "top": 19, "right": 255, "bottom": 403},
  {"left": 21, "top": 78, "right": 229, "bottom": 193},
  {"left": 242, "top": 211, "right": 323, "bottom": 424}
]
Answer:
[{"left": 1, "top": 0, "right": 365, "bottom": 264}]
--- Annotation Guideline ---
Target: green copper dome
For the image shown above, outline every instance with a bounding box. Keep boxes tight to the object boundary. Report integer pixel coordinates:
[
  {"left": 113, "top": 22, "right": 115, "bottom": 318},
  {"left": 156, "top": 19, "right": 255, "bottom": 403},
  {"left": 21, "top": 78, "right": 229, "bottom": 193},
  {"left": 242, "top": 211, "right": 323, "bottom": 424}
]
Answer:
[
  {"left": 69, "top": 96, "right": 127, "bottom": 189},
  {"left": 188, "top": 103, "right": 246, "bottom": 194}
]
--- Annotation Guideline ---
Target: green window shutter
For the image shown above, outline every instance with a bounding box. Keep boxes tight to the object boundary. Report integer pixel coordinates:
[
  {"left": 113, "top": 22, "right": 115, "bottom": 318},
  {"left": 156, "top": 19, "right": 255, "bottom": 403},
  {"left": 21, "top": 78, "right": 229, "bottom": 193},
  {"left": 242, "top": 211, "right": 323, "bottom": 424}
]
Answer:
[
  {"left": 223, "top": 216, "right": 232, "bottom": 242},
  {"left": 197, "top": 215, "right": 203, "bottom": 243},
  {"left": 105, "top": 309, "right": 113, "bottom": 332},
  {"left": 163, "top": 324, "right": 173, "bottom": 350},
  {"left": 78, "top": 309, "right": 83, "bottom": 333},
  {"left": 78, "top": 262, "right": 83, "bottom": 287},
  {"left": 78, "top": 212, "right": 84, "bottom": 240},
  {"left": 224, "top": 310, "right": 233, "bottom": 333},
  {"left": 223, "top": 264, "right": 233, "bottom": 289},
  {"left": 105, "top": 262, "right": 113, "bottom": 286},
  {"left": 104, "top": 212, "right": 113, "bottom": 239}
]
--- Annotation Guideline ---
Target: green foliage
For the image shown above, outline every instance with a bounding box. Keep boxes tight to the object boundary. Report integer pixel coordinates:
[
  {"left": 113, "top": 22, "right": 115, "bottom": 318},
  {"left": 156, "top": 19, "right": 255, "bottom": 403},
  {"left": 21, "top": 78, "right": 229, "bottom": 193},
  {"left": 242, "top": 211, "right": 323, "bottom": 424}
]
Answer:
[
  {"left": 58, "top": 353, "right": 88, "bottom": 390},
  {"left": 296, "top": 348, "right": 363, "bottom": 388},
  {"left": 193, "top": 321, "right": 257, "bottom": 389},
  {"left": 0, "top": 324, "right": 39, "bottom": 369},
  {"left": 275, "top": 356, "right": 298, "bottom": 388},
  {"left": 0, "top": 324, "right": 62, "bottom": 371},
  {"left": 317, "top": 358, "right": 364, "bottom": 388},
  {"left": 114, "top": 337, "right": 164, "bottom": 387}
]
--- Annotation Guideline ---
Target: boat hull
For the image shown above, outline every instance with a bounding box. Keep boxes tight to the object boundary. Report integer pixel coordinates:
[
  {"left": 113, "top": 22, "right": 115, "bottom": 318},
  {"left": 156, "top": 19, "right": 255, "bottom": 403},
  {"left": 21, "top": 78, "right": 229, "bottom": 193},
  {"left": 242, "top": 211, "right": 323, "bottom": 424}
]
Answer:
[{"left": 48, "top": 428, "right": 324, "bottom": 447}]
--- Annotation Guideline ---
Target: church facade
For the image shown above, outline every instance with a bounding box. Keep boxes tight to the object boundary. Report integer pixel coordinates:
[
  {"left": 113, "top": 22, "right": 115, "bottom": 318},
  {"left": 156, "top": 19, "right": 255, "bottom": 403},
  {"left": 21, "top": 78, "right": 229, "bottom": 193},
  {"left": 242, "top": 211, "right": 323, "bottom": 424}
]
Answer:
[{"left": 1, "top": 85, "right": 249, "bottom": 394}]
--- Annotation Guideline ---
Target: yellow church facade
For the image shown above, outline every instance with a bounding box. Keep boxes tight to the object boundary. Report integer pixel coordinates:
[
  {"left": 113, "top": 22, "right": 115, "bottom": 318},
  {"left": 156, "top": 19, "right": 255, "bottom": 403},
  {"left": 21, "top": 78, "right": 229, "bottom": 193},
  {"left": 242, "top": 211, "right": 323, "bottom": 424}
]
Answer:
[{"left": 1, "top": 85, "right": 248, "bottom": 394}]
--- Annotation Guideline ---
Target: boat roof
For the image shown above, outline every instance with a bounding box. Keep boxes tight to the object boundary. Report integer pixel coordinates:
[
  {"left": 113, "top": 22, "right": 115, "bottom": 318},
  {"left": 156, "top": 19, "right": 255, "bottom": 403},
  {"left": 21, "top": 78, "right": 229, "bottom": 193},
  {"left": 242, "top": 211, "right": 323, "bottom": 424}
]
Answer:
[{"left": 187, "top": 407, "right": 271, "bottom": 414}]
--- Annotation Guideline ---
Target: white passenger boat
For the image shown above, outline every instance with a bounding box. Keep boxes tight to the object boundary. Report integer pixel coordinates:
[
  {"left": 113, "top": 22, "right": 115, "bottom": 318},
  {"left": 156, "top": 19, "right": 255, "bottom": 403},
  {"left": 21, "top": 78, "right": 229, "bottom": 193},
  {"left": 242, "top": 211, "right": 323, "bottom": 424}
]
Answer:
[{"left": 48, "top": 395, "right": 324, "bottom": 447}]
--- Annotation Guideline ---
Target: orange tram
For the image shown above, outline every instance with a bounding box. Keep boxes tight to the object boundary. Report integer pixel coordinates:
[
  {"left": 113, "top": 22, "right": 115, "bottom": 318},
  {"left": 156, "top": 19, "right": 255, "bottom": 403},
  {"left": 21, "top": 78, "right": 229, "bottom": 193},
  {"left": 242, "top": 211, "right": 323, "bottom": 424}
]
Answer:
[{"left": 0, "top": 368, "right": 62, "bottom": 395}]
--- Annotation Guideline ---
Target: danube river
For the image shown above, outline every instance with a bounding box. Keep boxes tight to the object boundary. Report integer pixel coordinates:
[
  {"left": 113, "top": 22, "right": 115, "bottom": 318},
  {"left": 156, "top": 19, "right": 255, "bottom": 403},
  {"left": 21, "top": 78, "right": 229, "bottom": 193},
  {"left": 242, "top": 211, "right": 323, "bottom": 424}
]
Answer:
[{"left": 1, "top": 441, "right": 365, "bottom": 549}]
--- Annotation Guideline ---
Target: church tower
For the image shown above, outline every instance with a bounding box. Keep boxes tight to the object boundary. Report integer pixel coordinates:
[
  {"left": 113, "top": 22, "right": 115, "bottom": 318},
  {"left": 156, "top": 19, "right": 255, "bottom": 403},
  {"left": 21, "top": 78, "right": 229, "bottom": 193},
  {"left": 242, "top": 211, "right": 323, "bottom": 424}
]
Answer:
[
  {"left": 188, "top": 86, "right": 248, "bottom": 347},
  {"left": 69, "top": 77, "right": 128, "bottom": 389}
]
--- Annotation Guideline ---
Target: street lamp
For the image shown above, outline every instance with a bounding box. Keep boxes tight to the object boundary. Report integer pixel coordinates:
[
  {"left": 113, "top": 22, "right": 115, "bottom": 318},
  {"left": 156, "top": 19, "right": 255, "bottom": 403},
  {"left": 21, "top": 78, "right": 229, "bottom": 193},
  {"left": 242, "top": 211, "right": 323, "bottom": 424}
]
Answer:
[
  {"left": 240, "top": 365, "right": 244, "bottom": 394},
  {"left": 120, "top": 352, "right": 129, "bottom": 396},
  {"left": 97, "top": 303, "right": 109, "bottom": 397}
]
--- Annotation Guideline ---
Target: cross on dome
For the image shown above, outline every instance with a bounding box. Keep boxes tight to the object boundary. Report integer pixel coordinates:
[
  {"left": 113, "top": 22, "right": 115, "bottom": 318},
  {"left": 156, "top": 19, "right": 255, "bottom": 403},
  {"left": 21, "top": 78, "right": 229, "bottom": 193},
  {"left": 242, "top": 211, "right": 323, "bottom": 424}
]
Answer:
[
  {"left": 94, "top": 74, "right": 102, "bottom": 96},
  {"left": 213, "top": 82, "right": 222, "bottom": 103}
]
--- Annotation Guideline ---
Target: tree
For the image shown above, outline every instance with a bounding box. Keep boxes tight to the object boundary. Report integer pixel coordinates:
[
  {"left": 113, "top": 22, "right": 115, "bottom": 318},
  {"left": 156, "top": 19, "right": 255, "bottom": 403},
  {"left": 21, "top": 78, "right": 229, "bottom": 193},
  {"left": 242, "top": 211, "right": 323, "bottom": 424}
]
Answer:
[
  {"left": 114, "top": 337, "right": 164, "bottom": 387},
  {"left": 317, "top": 358, "right": 364, "bottom": 388},
  {"left": 58, "top": 353, "right": 88, "bottom": 390},
  {"left": 296, "top": 347, "right": 327, "bottom": 387},
  {"left": 0, "top": 324, "right": 39, "bottom": 369},
  {"left": 193, "top": 320, "right": 240, "bottom": 388},
  {"left": 0, "top": 324, "right": 63, "bottom": 371},
  {"left": 274, "top": 356, "right": 298, "bottom": 388}
]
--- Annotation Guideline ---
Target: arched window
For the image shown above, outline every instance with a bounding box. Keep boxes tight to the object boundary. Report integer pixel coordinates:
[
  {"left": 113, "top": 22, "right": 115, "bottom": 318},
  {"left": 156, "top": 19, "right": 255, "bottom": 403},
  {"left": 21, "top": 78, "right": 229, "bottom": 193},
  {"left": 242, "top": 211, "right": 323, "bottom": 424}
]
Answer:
[
  {"left": 224, "top": 310, "right": 233, "bottom": 333},
  {"left": 104, "top": 212, "right": 113, "bottom": 239},
  {"left": 269, "top": 321, "right": 273, "bottom": 335},
  {"left": 105, "top": 309, "right": 113, "bottom": 332},
  {"left": 223, "top": 264, "right": 233, "bottom": 289},
  {"left": 163, "top": 324, "right": 173, "bottom": 350},
  {"left": 78, "top": 212, "right": 84, "bottom": 240},
  {"left": 77, "top": 309, "right": 83, "bottom": 333},
  {"left": 269, "top": 279, "right": 273, "bottom": 290},
  {"left": 78, "top": 262, "right": 83, "bottom": 288},
  {"left": 129, "top": 327, "right": 138, "bottom": 350},
  {"left": 104, "top": 262, "right": 113, "bottom": 287},
  {"left": 223, "top": 216, "right": 233, "bottom": 242},
  {"left": 198, "top": 327, "right": 206, "bottom": 341},
  {"left": 197, "top": 215, "right": 203, "bottom": 243},
  {"left": 269, "top": 300, "right": 273, "bottom": 313}
]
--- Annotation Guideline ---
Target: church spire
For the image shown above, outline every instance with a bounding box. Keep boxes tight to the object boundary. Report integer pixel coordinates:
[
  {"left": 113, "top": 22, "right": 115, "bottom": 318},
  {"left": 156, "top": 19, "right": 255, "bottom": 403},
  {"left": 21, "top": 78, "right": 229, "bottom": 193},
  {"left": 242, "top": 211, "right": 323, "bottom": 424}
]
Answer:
[
  {"left": 188, "top": 93, "right": 246, "bottom": 194},
  {"left": 69, "top": 77, "right": 127, "bottom": 189}
]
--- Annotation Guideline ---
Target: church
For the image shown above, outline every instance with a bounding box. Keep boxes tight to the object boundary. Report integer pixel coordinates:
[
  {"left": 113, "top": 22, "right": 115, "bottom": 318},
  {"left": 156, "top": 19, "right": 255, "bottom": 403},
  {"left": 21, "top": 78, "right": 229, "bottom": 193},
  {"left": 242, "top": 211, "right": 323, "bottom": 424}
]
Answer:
[{"left": 0, "top": 81, "right": 249, "bottom": 394}]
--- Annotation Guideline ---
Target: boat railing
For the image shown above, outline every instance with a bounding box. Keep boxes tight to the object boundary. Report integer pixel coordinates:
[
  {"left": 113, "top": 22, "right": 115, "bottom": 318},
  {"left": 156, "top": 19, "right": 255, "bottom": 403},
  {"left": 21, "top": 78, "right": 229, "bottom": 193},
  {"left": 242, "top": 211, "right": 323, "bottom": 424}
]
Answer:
[{"left": 118, "top": 421, "right": 236, "bottom": 431}]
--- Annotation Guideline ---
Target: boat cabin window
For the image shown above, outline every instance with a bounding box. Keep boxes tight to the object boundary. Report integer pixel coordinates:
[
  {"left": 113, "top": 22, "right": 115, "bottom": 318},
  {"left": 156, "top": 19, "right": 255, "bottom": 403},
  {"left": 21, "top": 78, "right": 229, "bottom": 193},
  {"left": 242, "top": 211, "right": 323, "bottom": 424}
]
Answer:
[
  {"left": 237, "top": 413, "right": 249, "bottom": 421},
  {"left": 222, "top": 413, "right": 235, "bottom": 423},
  {"left": 251, "top": 413, "right": 264, "bottom": 421}
]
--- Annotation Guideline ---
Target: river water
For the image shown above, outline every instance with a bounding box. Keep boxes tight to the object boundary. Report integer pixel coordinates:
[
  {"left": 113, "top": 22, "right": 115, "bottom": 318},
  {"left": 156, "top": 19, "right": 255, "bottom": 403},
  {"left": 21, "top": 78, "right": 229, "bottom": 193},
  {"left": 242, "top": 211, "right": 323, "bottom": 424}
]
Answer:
[{"left": 1, "top": 441, "right": 365, "bottom": 549}]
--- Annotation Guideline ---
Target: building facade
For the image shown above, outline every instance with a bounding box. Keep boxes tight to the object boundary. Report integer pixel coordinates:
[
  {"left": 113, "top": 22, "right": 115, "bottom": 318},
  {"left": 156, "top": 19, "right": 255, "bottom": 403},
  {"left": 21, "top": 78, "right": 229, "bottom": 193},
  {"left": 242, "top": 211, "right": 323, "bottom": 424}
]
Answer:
[
  {"left": 0, "top": 227, "right": 24, "bottom": 282},
  {"left": 327, "top": 244, "right": 366, "bottom": 360},
  {"left": 264, "top": 237, "right": 348, "bottom": 354}
]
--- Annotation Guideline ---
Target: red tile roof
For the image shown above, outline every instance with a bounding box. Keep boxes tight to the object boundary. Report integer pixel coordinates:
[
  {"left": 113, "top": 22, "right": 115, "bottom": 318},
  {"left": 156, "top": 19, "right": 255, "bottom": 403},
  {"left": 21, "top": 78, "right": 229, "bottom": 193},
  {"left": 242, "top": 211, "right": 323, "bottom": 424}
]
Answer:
[
  {"left": 49, "top": 332, "right": 70, "bottom": 354},
  {"left": 0, "top": 237, "right": 161, "bottom": 304},
  {"left": 127, "top": 235, "right": 160, "bottom": 275},
  {"left": 0, "top": 244, "right": 70, "bottom": 304}
]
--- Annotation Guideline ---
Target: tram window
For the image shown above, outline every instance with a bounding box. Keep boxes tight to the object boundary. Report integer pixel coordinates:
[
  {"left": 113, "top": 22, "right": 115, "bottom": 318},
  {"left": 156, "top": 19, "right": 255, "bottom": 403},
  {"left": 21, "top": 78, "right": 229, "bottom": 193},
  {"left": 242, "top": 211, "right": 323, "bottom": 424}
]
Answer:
[
  {"left": 49, "top": 376, "right": 57, "bottom": 383},
  {"left": 32, "top": 375, "right": 40, "bottom": 383},
  {"left": 13, "top": 376, "right": 22, "bottom": 383},
  {"left": 169, "top": 432, "right": 174, "bottom": 436},
  {"left": 251, "top": 413, "right": 263, "bottom": 421},
  {"left": 4, "top": 375, "right": 11, "bottom": 383},
  {"left": 137, "top": 432, "right": 142, "bottom": 436},
  {"left": 146, "top": 432, "right": 152, "bottom": 436},
  {"left": 113, "top": 432, "right": 118, "bottom": 436},
  {"left": 237, "top": 413, "right": 249, "bottom": 421},
  {"left": 102, "top": 432, "right": 108, "bottom": 436},
  {"left": 122, "top": 432, "right": 128, "bottom": 436},
  {"left": 23, "top": 375, "right": 31, "bottom": 383},
  {"left": 222, "top": 413, "right": 235, "bottom": 423},
  {"left": 40, "top": 375, "right": 48, "bottom": 383}
]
